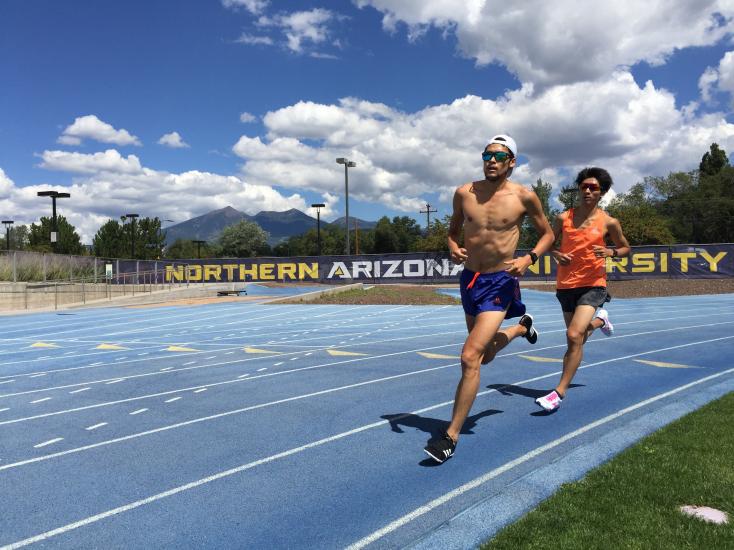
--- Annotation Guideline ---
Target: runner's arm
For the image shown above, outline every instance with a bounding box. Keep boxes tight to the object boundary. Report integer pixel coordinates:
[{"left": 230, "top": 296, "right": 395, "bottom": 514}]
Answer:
[
  {"left": 551, "top": 213, "right": 573, "bottom": 265},
  {"left": 448, "top": 187, "right": 467, "bottom": 263},
  {"left": 506, "top": 190, "right": 555, "bottom": 275},
  {"left": 605, "top": 217, "right": 631, "bottom": 258}
]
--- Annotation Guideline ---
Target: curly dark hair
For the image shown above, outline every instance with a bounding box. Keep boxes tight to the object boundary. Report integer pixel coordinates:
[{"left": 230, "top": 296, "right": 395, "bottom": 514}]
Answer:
[{"left": 575, "top": 167, "right": 613, "bottom": 194}]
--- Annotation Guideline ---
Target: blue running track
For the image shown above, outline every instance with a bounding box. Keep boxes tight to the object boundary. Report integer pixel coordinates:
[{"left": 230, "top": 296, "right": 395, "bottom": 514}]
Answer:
[{"left": 0, "top": 289, "right": 732, "bottom": 549}]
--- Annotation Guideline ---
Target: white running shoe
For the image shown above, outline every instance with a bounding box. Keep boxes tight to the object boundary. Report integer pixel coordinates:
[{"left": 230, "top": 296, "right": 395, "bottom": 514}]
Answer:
[
  {"left": 595, "top": 308, "right": 614, "bottom": 336},
  {"left": 535, "top": 390, "right": 563, "bottom": 412}
]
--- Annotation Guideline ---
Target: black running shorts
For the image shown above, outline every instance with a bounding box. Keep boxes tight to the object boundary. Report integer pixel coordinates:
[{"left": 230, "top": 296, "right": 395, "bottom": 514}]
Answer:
[{"left": 555, "top": 286, "right": 611, "bottom": 313}]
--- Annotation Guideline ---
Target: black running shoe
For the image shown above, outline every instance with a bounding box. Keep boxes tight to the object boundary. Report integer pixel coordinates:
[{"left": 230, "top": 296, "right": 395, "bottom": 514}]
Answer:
[
  {"left": 519, "top": 314, "right": 538, "bottom": 344},
  {"left": 424, "top": 433, "right": 456, "bottom": 463}
]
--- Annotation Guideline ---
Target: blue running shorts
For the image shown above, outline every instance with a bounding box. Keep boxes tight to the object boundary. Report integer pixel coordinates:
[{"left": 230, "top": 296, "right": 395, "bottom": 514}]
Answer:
[{"left": 459, "top": 269, "right": 526, "bottom": 319}]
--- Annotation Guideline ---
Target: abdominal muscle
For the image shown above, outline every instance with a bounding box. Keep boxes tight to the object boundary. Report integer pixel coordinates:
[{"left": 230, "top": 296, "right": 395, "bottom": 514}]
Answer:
[{"left": 463, "top": 225, "right": 520, "bottom": 273}]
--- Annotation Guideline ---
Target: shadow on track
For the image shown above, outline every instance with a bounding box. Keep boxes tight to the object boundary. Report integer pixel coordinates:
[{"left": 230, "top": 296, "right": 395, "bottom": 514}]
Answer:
[{"left": 381, "top": 408, "right": 502, "bottom": 440}]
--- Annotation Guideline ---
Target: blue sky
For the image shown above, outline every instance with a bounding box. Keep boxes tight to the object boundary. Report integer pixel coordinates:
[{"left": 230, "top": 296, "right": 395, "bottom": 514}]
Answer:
[{"left": 2, "top": 1, "right": 734, "bottom": 242}]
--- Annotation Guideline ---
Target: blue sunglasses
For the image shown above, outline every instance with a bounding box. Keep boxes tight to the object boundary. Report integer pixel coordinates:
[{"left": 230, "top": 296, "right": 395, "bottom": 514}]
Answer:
[{"left": 482, "top": 151, "right": 512, "bottom": 162}]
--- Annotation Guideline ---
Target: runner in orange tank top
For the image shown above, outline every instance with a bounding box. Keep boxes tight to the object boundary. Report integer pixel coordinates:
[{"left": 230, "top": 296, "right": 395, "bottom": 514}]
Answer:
[{"left": 535, "top": 167, "right": 631, "bottom": 412}]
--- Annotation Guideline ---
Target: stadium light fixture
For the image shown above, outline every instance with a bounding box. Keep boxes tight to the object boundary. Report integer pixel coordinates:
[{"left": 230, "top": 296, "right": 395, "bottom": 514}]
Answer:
[{"left": 335, "top": 158, "right": 356, "bottom": 255}]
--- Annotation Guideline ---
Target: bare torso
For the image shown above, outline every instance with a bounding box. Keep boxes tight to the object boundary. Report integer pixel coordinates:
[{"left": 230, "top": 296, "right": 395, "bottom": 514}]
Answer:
[{"left": 457, "top": 179, "right": 529, "bottom": 272}]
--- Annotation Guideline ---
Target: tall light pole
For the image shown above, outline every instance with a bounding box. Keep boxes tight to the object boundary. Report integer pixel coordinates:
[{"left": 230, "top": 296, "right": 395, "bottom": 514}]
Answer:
[
  {"left": 311, "top": 203, "right": 325, "bottom": 256},
  {"left": 2, "top": 220, "right": 13, "bottom": 252},
  {"left": 37, "top": 190, "right": 70, "bottom": 252},
  {"left": 193, "top": 240, "right": 206, "bottom": 259},
  {"left": 124, "top": 213, "right": 139, "bottom": 258},
  {"left": 336, "top": 158, "right": 356, "bottom": 255},
  {"left": 420, "top": 203, "right": 437, "bottom": 234}
]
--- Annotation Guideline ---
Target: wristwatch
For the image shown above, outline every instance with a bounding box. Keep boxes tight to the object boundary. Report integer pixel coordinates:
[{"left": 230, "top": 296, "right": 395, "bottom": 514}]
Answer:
[
  {"left": 611, "top": 249, "right": 618, "bottom": 258},
  {"left": 528, "top": 251, "right": 538, "bottom": 264}
]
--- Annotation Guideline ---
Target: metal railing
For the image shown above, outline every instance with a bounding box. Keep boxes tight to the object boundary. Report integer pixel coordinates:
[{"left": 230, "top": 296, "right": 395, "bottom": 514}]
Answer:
[{"left": 0, "top": 267, "right": 192, "bottom": 311}]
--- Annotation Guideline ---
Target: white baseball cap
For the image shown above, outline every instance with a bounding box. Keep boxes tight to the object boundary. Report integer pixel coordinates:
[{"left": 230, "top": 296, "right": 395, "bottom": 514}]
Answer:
[{"left": 487, "top": 134, "right": 517, "bottom": 157}]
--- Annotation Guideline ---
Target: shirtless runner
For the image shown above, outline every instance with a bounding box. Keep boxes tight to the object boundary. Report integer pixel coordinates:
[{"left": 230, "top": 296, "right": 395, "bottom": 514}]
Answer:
[{"left": 424, "top": 134, "right": 555, "bottom": 463}]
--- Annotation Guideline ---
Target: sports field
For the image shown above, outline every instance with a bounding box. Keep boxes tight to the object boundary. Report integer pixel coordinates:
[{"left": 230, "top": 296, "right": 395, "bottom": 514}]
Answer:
[{"left": 0, "top": 287, "right": 732, "bottom": 548}]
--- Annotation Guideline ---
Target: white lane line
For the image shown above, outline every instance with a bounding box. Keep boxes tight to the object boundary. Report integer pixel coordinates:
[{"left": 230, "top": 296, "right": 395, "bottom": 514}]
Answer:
[
  {"left": 69, "top": 387, "right": 91, "bottom": 394},
  {"left": 33, "top": 437, "right": 63, "bottom": 449},
  {"left": 105, "top": 379, "right": 124, "bottom": 385},
  {"left": 85, "top": 423, "right": 107, "bottom": 431},
  {"left": 137, "top": 353, "right": 149, "bottom": 356},
  {"left": 0, "top": 407, "right": 9, "bottom": 413},
  {"left": 193, "top": 388, "right": 207, "bottom": 393},
  {"left": 305, "top": 353, "right": 312, "bottom": 357},
  {"left": 225, "top": 352, "right": 235, "bottom": 355},
  {"left": 237, "top": 374, "right": 249, "bottom": 379},
  {"left": 1, "top": 335, "right": 730, "bottom": 475},
  {"left": 183, "top": 361, "right": 196, "bottom": 366},
  {"left": 160, "top": 367, "right": 173, "bottom": 372},
  {"left": 345, "top": 368, "right": 734, "bottom": 549},
  {"left": 0, "top": 379, "right": 16, "bottom": 385},
  {"left": 30, "top": 398, "right": 51, "bottom": 404},
  {"left": 11, "top": 368, "right": 734, "bottom": 550},
  {"left": 3, "top": 326, "right": 730, "bottom": 429},
  {"left": 273, "top": 362, "right": 284, "bottom": 366},
  {"left": 129, "top": 409, "right": 147, "bottom": 416},
  {"left": 90, "top": 362, "right": 103, "bottom": 366},
  {"left": 257, "top": 368, "right": 267, "bottom": 372},
  {"left": 164, "top": 397, "right": 181, "bottom": 403},
  {"left": 290, "top": 357, "right": 299, "bottom": 361},
  {"left": 205, "top": 356, "right": 216, "bottom": 360},
  {"left": 29, "top": 373, "right": 47, "bottom": 378}
]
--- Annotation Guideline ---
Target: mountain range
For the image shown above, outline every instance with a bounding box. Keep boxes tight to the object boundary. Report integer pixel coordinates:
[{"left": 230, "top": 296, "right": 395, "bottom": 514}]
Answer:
[{"left": 163, "top": 206, "right": 377, "bottom": 246}]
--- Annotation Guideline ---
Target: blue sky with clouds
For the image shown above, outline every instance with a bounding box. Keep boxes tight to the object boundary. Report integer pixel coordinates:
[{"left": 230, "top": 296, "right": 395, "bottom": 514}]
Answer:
[{"left": 2, "top": 0, "right": 734, "bottom": 243}]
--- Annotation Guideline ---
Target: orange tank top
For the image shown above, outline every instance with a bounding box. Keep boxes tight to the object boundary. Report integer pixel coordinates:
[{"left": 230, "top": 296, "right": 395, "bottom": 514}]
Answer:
[{"left": 556, "top": 208, "right": 608, "bottom": 289}]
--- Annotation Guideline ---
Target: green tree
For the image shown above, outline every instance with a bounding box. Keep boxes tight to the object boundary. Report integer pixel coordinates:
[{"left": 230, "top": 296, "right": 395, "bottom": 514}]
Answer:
[
  {"left": 0, "top": 224, "right": 29, "bottom": 250},
  {"left": 93, "top": 216, "right": 166, "bottom": 259},
  {"left": 136, "top": 217, "right": 165, "bottom": 259},
  {"left": 217, "top": 219, "right": 269, "bottom": 257},
  {"left": 558, "top": 184, "right": 578, "bottom": 211},
  {"left": 93, "top": 219, "right": 126, "bottom": 258},
  {"left": 28, "top": 215, "right": 83, "bottom": 254},
  {"left": 372, "top": 216, "right": 400, "bottom": 253},
  {"left": 692, "top": 165, "right": 734, "bottom": 242},
  {"left": 414, "top": 214, "right": 451, "bottom": 252},
  {"left": 166, "top": 239, "right": 200, "bottom": 259},
  {"left": 390, "top": 216, "right": 422, "bottom": 252},
  {"left": 605, "top": 183, "right": 675, "bottom": 245},
  {"left": 699, "top": 142, "right": 729, "bottom": 176},
  {"left": 519, "top": 178, "right": 559, "bottom": 249}
]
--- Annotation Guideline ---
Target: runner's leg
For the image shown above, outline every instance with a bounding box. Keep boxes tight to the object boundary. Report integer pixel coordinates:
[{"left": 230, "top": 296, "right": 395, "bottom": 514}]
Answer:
[
  {"left": 481, "top": 323, "right": 528, "bottom": 364},
  {"left": 557, "top": 305, "right": 596, "bottom": 397},
  {"left": 447, "top": 309, "right": 507, "bottom": 442}
]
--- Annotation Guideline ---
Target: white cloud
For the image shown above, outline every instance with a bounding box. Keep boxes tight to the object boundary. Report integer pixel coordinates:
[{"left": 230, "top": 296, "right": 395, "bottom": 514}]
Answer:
[
  {"left": 699, "top": 50, "right": 734, "bottom": 104},
  {"left": 157, "top": 131, "right": 190, "bottom": 149},
  {"left": 2, "top": 153, "right": 308, "bottom": 242},
  {"left": 240, "top": 112, "right": 258, "bottom": 123},
  {"left": 39, "top": 149, "right": 144, "bottom": 174},
  {"left": 234, "top": 33, "right": 274, "bottom": 46},
  {"left": 58, "top": 115, "right": 142, "bottom": 147},
  {"left": 237, "top": 8, "right": 341, "bottom": 56},
  {"left": 231, "top": 72, "right": 734, "bottom": 215},
  {"left": 222, "top": 0, "right": 268, "bottom": 15},
  {"left": 355, "top": 0, "right": 734, "bottom": 88},
  {"left": 699, "top": 66, "right": 721, "bottom": 103}
]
